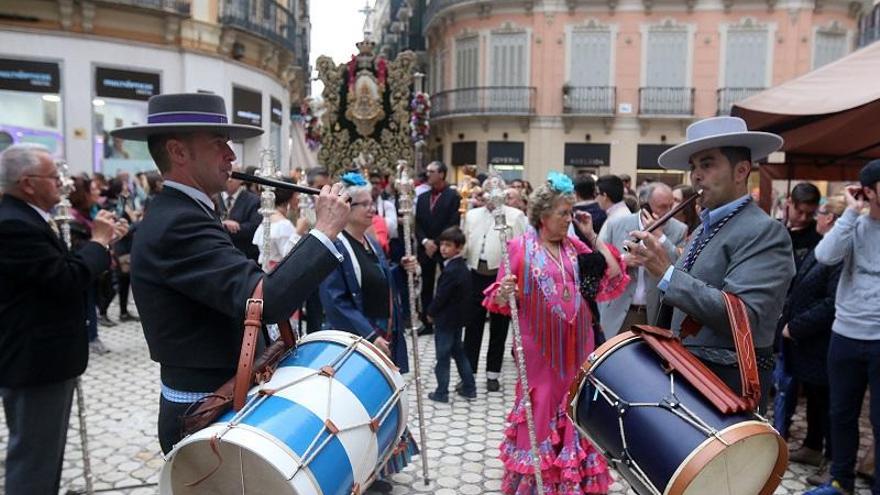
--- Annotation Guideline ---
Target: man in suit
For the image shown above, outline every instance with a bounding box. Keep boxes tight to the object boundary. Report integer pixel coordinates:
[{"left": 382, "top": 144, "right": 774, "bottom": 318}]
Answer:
[
  {"left": 625, "top": 116, "right": 795, "bottom": 412},
  {"left": 596, "top": 174, "right": 629, "bottom": 221},
  {"left": 218, "top": 166, "right": 261, "bottom": 261},
  {"left": 462, "top": 183, "right": 528, "bottom": 391},
  {"left": 414, "top": 161, "right": 460, "bottom": 335},
  {"left": 598, "top": 181, "right": 687, "bottom": 337},
  {"left": 112, "top": 93, "right": 349, "bottom": 453},
  {"left": 0, "top": 144, "right": 127, "bottom": 495}
]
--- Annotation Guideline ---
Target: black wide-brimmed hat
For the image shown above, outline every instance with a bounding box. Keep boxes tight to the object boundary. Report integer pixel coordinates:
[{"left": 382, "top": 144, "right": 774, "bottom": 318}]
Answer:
[{"left": 110, "top": 93, "right": 263, "bottom": 141}]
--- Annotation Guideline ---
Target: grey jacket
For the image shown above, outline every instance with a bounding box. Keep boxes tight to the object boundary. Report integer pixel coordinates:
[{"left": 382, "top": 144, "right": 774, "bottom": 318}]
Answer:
[
  {"left": 598, "top": 212, "right": 688, "bottom": 336},
  {"left": 663, "top": 201, "right": 795, "bottom": 352}
]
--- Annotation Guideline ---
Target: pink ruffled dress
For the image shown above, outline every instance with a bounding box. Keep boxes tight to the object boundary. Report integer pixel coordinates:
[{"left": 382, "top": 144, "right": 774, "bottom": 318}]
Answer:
[{"left": 484, "top": 230, "right": 628, "bottom": 495}]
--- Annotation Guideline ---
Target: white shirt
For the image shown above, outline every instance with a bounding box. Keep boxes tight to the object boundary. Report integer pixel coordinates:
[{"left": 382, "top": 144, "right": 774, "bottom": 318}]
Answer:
[
  {"left": 252, "top": 218, "right": 298, "bottom": 267},
  {"left": 463, "top": 205, "right": 528, "bottom": 271},
  {"left": 375, "top": 197, "right": 398, "bottom": 239},
  {"left": 606, "top": 201, "right": 630, "bottom": 221}
]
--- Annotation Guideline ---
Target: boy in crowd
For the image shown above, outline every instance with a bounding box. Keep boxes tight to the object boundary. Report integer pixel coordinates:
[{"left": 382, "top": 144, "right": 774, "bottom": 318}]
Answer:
[{"left": 427, "top": 226, "right": 477, "bottom": 402}]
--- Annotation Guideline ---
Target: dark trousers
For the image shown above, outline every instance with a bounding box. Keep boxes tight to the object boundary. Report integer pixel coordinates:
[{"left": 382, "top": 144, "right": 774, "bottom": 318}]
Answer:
[
  {"left": 117, "top": 269, "right": 131, "bottom": 315},
  {"left": 464, "top": 270, "right": 510, "bottom": 377},
  {"left": 86, "top": 284, "right": 98, "bottom": 341},
  {"left": 772, "top": 353, "right": 799, "bottom": 439},
  {"left": 96, "top": 270, "right": 115, "bottom": 316},
  {"left": 704, "top": 360, "right": 773, "bottom": 415},
  {"left": 827, "top": 333, "right": 880, "bottom": 493},
  {"left": 433, "top": 325, "right": 475, "bottom": 398},
  {"left": 802, "top": 381, "right": 832, "bottom": 457},
  {"left": 1, "top": 378, "right": 76, "bottom": 495},
  {"left": 419, "top": 256, "right": 440, "bottom": 328},
  {"left": 158, "top": 396, "right": 196, "bottom": 454},
  {"left": 304, "top": 290, "right": 324, "bottom": 334}
]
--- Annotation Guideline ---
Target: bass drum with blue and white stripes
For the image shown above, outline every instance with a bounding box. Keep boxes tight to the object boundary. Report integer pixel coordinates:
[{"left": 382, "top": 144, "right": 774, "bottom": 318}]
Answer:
[{"left": 159, "top": 330, "right": 409, "bottom": 495}]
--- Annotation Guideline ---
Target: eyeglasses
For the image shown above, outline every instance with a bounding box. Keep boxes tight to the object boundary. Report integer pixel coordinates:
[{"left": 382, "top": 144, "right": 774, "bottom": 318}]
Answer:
[
  {"left": 22, "top": 174, "right": 62, "bottom": 184},
  {"left": 350, "top": 200, "right": 374, "bottom": 209}
]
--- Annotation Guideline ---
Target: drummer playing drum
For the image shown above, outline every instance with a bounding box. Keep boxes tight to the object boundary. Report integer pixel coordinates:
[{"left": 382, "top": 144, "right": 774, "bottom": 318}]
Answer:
[{"left": 623, "top": 116, "right": 795, "bottom": 413}]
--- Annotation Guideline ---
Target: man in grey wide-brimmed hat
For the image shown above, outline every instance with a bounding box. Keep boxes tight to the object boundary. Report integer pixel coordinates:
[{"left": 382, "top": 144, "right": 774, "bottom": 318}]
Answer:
[
  {"left": 113, "top": 93, "right": 350, "bottom": 453},
  {"left": 623, "top": 116, "right": 795, "bottom": 412}
]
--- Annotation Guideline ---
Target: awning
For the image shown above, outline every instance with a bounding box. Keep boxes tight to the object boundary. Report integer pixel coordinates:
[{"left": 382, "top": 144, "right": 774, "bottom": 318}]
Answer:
[{"left": 732, "top": 41, "right": 880, "bottom": 167}]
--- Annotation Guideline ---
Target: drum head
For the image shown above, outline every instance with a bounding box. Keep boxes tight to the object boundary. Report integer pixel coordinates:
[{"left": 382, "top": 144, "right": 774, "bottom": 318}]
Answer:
[
  {"left": 671, "top": 421, "right": 786, "bottom": 495},
  {"left": 168, "top": 441, "right": 291, "bottom": 494}
]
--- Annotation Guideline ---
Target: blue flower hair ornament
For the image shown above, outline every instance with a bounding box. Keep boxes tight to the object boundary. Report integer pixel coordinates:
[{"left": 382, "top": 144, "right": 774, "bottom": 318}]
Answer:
[
  {"left": 547, "top": 171, "right": 574, "bottom": 194},
  {"left": 341, "top": 171, "right": 368, "bottom": 187}
]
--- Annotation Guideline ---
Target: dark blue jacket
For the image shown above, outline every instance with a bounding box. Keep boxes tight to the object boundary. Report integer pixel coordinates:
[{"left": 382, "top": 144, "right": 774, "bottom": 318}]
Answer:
[
  {"left": 319, "top": 235, "right": 409, "bottom": 373},
  {"left": 781, "top": 249, "right": 842, "bottom": 385},
  {"left": 131, "top": 186, "right": 339, "bottom": 391},
  {"left": 428, "top": 256, "right": 471, "bottom": 331},
  {"left": 0, "top": 195, "right": 110, "bottom": 387},
  {"left": 219, "top": 188, "right": 261, "bottom": 262}
]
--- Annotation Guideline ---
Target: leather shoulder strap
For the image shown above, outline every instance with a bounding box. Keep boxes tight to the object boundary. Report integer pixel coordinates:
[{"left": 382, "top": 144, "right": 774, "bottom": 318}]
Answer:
[
  {"left": 721, "top": 292, "right": 761, "bottom": 410},
  {"left": 233, "top": 279, "right": 264, "bottom": 411}
]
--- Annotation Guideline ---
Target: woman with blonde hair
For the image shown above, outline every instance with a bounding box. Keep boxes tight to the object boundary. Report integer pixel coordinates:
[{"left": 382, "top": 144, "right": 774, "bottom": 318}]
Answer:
[{"left": 485, "top": 172, "right": 628, "bottom": 494}]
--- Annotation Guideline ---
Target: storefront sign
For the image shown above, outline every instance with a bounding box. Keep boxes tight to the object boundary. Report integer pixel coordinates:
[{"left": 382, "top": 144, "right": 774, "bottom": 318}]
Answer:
[
  {"left": 94, "top": 67, "right": 160, "bottom": 101},
  {"left": 270, "top": 97, "right": 283, "bottom": 125},
  {"left": 564, "top": 143, "right": 610, "bottom": 168},
  {"left": 488, "top": 141, "right": 524, "bottom": 166},
  {"left": 0, "top": 58, "right": 60, "bottom": 93},
  {"left": 233, "top": 86, "right": 262, "bottom": 127},
  {"left": 637, "top": 144, "right": 674, "bottom": 170}
]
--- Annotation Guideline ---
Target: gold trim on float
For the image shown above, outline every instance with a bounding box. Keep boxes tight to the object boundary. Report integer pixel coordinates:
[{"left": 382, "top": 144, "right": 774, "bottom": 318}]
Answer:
[{"left": 663, "top": 420, "right": 788, "bottom": 495}]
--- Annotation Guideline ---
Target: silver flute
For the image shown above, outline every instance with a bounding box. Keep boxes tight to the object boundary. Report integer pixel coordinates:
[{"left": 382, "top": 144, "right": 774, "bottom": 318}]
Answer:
[
  {"left": 54, "top": 160, "right": 94, "bottom": 495},
  {"left": 486, "top": 176, "right": 545, "bottom": 494},
  {"left": 395, "top": 160, "right": 431, "bottom": 485}
]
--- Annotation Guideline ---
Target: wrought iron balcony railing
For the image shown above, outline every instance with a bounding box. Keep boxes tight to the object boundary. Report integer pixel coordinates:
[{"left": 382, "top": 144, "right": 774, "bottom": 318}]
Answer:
[
  {"left": 716, "top": 87, "right": 765, "bottom": 115},
  {"left": 220, "top": 0, "right": 297, "bottom": 53},
  {"left": 562, "top": 86, "right": 616, "bottom": 115},
  {"left": 639, "top": 87, "right": 694, "bottom": 116},
  {"left": 431, "top": 86, "right": 536, "bottom": 118},
  {"left": 99, "top": 0, "right": 191, "bottom": 14}
]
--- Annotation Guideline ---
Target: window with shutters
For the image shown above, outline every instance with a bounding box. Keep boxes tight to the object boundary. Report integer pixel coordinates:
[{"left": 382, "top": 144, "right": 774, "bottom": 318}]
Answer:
[
  {"left": 642, "top": 22, "right": 692, "bottom": 115},
  {"left": 720, "top": 21, "right": 769, "bottom": 114},
  {"left": 489, "top": 30, "right": 529, "bottom": 112},
  {"left": 454, "top": 36, "right": 479, "bottom": 112},
  {"left": 567, "top": 25, "right": 614, "bottom": 114},
  {"left": 814, "top": 29, "right": 849, "bottom": 69}
]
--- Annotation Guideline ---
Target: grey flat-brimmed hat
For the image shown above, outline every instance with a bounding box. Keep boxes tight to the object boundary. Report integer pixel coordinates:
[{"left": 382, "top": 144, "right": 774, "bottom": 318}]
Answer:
[
  {"left": 110, "top": 93, "right": 263, "bottom": 141},
  {"left": 658, "top": 116, "right": 783, "bottom": 171}
]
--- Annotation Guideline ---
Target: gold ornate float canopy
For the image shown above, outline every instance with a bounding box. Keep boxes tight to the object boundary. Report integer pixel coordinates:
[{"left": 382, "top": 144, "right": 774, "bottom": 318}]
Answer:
[{"left": 316, "top": 40, "right": 417, "bottom": 176}]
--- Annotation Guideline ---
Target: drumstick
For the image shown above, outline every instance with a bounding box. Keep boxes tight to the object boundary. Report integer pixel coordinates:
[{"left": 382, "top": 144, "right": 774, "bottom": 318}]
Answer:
[{"left": 623, "top": 189, "right": 702, "bottom": 252}]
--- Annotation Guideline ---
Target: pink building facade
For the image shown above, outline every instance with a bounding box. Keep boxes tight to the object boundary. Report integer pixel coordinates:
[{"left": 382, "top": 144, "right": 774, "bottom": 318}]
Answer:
[{"left": 423, "top": 0, "right": 867, "bottom": 185}]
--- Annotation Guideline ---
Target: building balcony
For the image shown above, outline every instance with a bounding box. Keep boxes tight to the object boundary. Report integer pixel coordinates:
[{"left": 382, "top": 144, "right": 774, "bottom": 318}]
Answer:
[
  {"left": 423, "top": 0, "right": 520, "bottom": 32},
  {"left": 639, "top": 87, "right": 694, "bottom": 116},
  {"left": 562, "top": 86, "right": 616, "bottom": 115},
  {"left": 431, "top": 86, "right": 536, "bottom": 119},
  {"left": 717, "top": 87, "right": 765, "bottom": 115},
  {"left": 97, "top": 0, "right": 191, "bottom": 14},
  {"left": 220, "top": 0, "right": 298, "bottom": 54}
]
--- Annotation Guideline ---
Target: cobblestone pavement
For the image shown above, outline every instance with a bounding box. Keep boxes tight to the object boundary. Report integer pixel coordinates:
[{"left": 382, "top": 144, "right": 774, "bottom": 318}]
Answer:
[{"left": 0, "top": 308, "right": 873, "bottom": 494}]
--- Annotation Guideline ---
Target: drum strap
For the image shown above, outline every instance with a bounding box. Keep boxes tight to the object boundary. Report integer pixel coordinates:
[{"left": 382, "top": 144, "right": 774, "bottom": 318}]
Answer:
[
  {"left": 632, "top": 292, "right": 761, "bottom": 414},
  {"left": 233, "top": 279, "right": 296, "bottom": 411}
]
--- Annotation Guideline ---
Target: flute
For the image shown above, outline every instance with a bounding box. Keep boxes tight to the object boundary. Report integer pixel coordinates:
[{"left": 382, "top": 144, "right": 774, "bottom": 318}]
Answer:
[{"left": 622, "top": 189, "right": 702, "bottom": 252}]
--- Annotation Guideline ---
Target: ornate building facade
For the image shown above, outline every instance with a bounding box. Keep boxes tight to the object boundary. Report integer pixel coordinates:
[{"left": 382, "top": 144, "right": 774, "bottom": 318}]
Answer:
[
  {"left": 0, "top": 0, "right": 310, "bottom": 176},
  {"left": 423, "top": 0, "right": 869, "bottom": 184}
]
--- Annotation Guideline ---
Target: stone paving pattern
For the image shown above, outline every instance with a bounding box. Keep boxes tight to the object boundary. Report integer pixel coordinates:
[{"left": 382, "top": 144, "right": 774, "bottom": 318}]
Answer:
[{"left": 0, "top": 306, "right": 873, "bottom": 494}]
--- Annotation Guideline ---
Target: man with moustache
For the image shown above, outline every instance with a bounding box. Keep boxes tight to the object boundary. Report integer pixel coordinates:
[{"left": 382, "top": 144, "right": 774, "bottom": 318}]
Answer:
[
  {"left": 112, "top": 93, "right": 349, "bottom": 453},
  {"left": 624, "top": 116, "right": 795, "bottom": 412}
]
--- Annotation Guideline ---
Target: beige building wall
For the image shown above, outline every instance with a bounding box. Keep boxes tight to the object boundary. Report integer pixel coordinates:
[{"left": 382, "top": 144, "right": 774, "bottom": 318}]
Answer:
[{"left": 424, "top": 0, "right": 866, "bottom": 186}]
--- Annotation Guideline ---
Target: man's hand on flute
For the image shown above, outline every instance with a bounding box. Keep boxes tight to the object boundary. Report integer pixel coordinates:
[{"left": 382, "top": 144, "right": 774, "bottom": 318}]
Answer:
[{"left": 623, "top": 230, "right": 672, "bottom": 278}]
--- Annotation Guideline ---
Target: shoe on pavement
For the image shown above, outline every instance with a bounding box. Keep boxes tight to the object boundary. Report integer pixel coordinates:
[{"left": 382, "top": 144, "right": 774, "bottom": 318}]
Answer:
[
  {"left": 119, "top": 312, "right": 140, "bottom": 322},
  {"left": 486, "top": 378, "right": 501, "bottom": 392},
  {"left": 807, "top": 462, "right": 831, "bottom": 487},
  {"left": 803, "top": 480, "right": 850, "bottom": 495},
  {"left": 791, "top": 446, "right": 824, "bottom": 466},
  {"left": 456, "top": 389, "right": 477, "bottom": 400},
  {"left": 369, "top": 479, "right": 393, "bottom": 493},
  {"left": 428, "top": 391, "right": 448, "bottom": 403},
  {"left": 97, "top": 314, "right": 118, "bottom": 327},
  {"left": 89, "top": 339, "right": 111, "bottom": 355}
]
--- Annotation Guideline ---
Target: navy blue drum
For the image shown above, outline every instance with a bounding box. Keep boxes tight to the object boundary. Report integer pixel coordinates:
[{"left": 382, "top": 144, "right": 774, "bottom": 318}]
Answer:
[{"left": 568, "top": 332, "right": 787, "bottom": 495}]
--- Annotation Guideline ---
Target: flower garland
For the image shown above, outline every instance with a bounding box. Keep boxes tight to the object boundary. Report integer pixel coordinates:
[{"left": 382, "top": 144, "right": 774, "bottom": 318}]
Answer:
[
  {"left": 299, "top": 100, "right": 322, "bottom": 151},
  {"left": 410, "top": 91, "right": 431, "bottom": 143}
]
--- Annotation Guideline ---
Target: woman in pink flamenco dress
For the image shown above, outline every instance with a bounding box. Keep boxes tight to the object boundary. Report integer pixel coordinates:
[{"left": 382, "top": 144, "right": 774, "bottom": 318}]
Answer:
[{"left": 485, "top": 172, "right": 628, "bottom": 494}]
